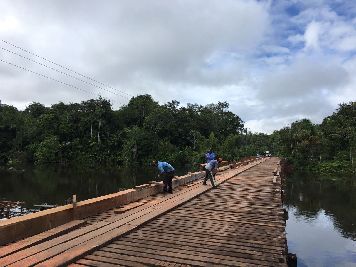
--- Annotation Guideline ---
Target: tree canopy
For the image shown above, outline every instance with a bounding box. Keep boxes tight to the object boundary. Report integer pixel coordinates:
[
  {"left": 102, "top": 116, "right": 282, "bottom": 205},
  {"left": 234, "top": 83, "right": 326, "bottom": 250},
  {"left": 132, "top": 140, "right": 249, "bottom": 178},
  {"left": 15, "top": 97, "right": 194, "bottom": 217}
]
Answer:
[{"left": 1, "top": 96, "right": 354, "bottom": 176}]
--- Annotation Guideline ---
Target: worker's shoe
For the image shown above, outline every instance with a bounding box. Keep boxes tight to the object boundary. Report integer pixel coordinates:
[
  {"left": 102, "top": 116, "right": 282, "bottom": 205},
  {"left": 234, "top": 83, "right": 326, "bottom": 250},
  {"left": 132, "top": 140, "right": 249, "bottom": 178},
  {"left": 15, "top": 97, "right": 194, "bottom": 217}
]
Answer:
[
  {"left": 202, "top": 182, "right": 207, "bottom": 185},
  {"left": 168, "top": 189, "right": 173, "bottom": 194}
]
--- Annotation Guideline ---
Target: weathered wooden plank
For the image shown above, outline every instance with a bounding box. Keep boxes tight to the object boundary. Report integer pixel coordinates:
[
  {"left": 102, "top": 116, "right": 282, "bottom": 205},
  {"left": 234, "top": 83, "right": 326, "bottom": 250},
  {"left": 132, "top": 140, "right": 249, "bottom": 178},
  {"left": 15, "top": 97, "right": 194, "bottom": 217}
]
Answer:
[
  {"left": 92, "top": 251, "right": 181, "bottom": 267},
  {"left": 101, "top": 246, "right": 253, "bottom": 267},
  {"left": 85, "top": 254, "right": 150, "bottom": 267},
  {"left": 107, "top": 239, "right": 283, "bottom": 265},
  {"left": 124, "top": 232, "right": 285, "bottom": 256}
]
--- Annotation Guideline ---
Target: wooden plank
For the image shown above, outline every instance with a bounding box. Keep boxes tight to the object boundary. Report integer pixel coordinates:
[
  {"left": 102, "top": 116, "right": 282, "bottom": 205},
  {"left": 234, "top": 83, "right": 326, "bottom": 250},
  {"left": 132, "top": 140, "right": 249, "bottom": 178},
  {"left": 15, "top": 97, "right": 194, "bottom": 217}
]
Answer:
[
  {"left": 1, "top": 178, "right": 208, "bottom": 266},
  {"left": 132, "top": 228, "right": 286, "bottom": 247},
  {"left": 85, "top": 255, "right": 147, "bottom": 267},
  {"left": 3, "top": 159, "right": 274, "bottom": 266},
  {"left": 97, "top": 248, "right": 232, "bottom": 267},
  {"left": 101, "top": 246, "right": 255, "bottom": 267},
  {"left": 113, "top": 200, "right": 148, "bottom": 214},
  {"left": 26, "top": 161, "right": 264, "bottom": 266},
  {"left": 125, "top": 231, "right": 284, "bottom": 255},
  {"left": 91, "top": 251, "right": 179, "bottom": 267},
  {"left": 135, "top": 225, "right": 286, "bottom": 243},
  {"left": 129, "top": 231, "right": 285, "bottom": 254},
  {"left": 0, "top": 220, "right": 86, "bottom": 258},
  {"left": 67, "top": 264, "right": 90, "bottom": 267},
  {"left": 108, "top": 240, "right": 283, "bottom": 265},
  {"left": 7, "top": 178, "right": 218, "bottom": 266},
  {"left": 78, "top": 158, "right": 288, "bottom": 266}
]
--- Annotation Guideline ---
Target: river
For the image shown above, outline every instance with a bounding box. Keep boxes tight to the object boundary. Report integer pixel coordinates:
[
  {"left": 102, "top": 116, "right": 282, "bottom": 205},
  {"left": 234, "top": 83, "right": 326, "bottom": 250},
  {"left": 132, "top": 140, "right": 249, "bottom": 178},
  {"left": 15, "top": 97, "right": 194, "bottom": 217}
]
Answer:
[{"left": 285, "top": 174, "right": 356, "bottom": 267}]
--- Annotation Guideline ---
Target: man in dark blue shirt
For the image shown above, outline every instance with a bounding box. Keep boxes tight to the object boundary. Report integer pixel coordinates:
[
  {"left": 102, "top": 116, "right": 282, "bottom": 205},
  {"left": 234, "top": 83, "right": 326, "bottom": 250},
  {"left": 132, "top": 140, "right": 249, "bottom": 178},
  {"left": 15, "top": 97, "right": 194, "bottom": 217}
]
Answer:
[
  {"left": 154, "top": 160, "right": 175, "bottom": 194},
  {"left": 203, "top": 159, "right": 218, "bottom": 187},
  {"left": 205, "top": 149, "right": 216, "bottom": 163}
]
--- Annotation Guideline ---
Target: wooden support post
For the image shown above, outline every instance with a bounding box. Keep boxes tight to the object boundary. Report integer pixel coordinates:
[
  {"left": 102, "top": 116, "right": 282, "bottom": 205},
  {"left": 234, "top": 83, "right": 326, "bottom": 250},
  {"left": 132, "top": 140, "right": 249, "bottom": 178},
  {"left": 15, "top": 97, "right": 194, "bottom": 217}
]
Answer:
[
  {"left": 72, "top": 195, "right": 77, "bottom": 208},
  {"left": 287, "top": 253, "right": 297, "bottom": 267},
  {"left": 283, "top": 208, "right": 288, "bottom": 221}
]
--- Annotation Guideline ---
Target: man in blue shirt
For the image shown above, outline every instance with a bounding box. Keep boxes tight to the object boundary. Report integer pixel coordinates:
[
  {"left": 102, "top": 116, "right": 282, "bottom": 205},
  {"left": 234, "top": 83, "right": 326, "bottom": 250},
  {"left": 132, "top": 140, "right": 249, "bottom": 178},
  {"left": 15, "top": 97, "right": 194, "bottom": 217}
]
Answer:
[
  {"left": 154, "top": 160, "right": 175, "bottom": 194},
  {"left": 205, "top": 149, "right": 216, "bottom": 163},
  {"left": 203, "top": 159, "right": 218, "bottom": 187}
]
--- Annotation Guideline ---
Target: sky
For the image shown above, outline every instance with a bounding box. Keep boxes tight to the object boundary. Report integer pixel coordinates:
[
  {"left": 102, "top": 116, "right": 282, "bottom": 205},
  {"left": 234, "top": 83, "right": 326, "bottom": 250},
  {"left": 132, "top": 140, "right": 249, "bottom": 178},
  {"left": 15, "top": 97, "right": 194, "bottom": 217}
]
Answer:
[{"left": 0, "top": 0, "right": 355, "bottom": 133}]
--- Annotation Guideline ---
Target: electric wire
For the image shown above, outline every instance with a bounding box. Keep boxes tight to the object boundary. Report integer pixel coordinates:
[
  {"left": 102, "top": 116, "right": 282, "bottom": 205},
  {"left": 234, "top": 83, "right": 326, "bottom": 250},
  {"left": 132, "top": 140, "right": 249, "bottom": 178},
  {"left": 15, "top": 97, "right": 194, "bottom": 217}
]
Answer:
[
  {"left": 0, "top": 46, "right": 130, "bottom": 100},
  {"left": 0, "top": 58, "right": 128, "bottom": 105},
  {"left": 1, "top": 40, "right": 133, "bottom": 98}
]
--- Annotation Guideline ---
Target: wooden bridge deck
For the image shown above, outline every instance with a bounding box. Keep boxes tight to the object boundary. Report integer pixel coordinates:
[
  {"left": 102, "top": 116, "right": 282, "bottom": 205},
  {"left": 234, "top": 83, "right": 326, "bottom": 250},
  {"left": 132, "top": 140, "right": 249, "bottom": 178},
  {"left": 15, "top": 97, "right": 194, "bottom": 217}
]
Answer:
[{"left": 0, "top": 157, "right": 287, "bottom": 266}]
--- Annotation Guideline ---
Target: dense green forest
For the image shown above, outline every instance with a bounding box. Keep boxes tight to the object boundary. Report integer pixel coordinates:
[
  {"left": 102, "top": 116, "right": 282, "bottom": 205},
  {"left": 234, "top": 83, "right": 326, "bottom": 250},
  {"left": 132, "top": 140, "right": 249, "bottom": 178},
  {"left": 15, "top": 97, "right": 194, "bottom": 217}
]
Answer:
[
  {"left": 0, "top": 95, "right": 354, "bottom": 176},
  {"left": 272, "top": 102, "right": 355, "bottom": 176},
  {"left": 0, "top": 95, "right": 271, "bottom": 168}
]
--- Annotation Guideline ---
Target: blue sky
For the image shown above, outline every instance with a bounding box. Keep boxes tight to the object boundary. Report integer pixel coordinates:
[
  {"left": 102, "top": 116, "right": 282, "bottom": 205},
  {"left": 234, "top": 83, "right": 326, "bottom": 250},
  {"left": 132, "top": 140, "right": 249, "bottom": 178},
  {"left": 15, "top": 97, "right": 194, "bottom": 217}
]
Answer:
[{"left": 0, "top": 0, "right": 355, "bottom": 133}]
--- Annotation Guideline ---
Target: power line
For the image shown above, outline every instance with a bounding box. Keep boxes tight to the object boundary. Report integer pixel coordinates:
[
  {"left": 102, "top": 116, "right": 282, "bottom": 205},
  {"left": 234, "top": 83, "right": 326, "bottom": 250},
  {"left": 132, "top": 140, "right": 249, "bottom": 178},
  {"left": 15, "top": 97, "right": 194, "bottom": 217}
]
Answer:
[
  {"left": 0, "top": 46, "right": 130, "bottom": 100},
  {"left": 1, "top": 40, "right": 133, "bottom": 98},
  {"left": 0, "top": 58, "right": 126, "bottom": 106}
]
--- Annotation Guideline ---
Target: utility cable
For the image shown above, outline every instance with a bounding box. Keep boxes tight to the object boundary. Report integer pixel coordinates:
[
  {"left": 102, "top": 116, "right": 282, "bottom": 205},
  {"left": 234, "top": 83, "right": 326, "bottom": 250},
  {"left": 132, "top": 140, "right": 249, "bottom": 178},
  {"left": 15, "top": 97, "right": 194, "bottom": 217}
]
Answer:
[
  {"left": 0, "top": 46, "right": 130, "bottom": 100},
  {"left": 0, "top": 58, "right": 127, "bottom": 105},
  {"left": 1, "top": 40, "right": 133, "bottom": 98}
]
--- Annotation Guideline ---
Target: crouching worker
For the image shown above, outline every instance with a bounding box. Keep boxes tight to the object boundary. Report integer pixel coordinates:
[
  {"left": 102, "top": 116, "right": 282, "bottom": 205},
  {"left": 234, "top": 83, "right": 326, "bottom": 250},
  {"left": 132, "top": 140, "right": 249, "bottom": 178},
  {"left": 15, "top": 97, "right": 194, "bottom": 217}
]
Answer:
[
  {"left": 203, "top": 158, "right": 221, "bottom": 188},
  {"left": 153, "top": 160, "right": 175, "bottom": 194}
]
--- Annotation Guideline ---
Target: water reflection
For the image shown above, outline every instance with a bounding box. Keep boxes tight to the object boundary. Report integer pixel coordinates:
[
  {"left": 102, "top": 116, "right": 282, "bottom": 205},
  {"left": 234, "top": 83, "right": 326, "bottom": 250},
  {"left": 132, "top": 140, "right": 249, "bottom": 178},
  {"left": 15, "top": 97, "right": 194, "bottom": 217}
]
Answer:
[{"left": 285, "top": 174, "right": 356, "bottom": 266}]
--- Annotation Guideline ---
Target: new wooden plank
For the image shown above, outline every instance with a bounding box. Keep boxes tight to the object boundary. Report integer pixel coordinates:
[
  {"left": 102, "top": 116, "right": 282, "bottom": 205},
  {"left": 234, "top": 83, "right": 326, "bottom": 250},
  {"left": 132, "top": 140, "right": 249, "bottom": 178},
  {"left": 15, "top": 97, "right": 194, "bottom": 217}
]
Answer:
[
  {"left": 0, "top": 220, "right": 86, "bottom": 258},
  {"left": 114, "top": 200, "right": 148, "bottom": 214},
  {"left": 67, "top": 264, "right": 90, "bottom": 267}
]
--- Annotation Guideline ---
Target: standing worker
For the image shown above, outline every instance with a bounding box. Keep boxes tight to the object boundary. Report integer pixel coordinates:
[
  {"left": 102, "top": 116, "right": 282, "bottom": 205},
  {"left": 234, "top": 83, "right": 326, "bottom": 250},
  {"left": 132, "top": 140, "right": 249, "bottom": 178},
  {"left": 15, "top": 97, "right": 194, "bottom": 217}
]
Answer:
[
  {"left": 153, "top": 160, "right": 175, "bottom": 194},
  {"left": 203, "top": 158, "right": 220, "bottom": 188},
  {"left": 205, "top": 149, "right": 216, "bottom": 163}
]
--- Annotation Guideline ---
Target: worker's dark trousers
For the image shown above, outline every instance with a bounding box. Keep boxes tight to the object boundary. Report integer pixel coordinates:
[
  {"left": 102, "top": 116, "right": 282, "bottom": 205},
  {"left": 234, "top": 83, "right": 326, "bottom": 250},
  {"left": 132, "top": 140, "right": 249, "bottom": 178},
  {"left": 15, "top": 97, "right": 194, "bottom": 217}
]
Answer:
[
  {"left": 204, "top": 170, "right": 216, "bottom": 187},
  {"left": 163, "top": 171, "right": 174, "bottom": 193}
]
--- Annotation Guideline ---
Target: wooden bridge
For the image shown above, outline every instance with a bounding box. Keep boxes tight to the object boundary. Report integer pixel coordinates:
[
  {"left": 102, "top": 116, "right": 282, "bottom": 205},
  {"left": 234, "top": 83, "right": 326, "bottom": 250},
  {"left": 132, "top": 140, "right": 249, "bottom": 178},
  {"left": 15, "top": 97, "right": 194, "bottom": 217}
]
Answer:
[{"left": 0, "top": 157, "right": 288, "bottom": 266}]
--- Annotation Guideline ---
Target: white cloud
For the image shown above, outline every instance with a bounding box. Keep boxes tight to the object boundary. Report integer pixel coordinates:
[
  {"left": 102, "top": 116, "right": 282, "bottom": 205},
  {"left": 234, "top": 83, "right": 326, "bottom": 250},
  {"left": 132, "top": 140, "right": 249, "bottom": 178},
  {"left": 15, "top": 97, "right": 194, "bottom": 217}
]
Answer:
[
  {"left": 0, "top": 16, "right": 21, "bottom": 33},
  {"left": 259, "top": 56, "right": 349, "bottom": 99},
  {"left": 0, "top": 0, "right": 354, "bottom": 134},
  {"left": 304, "top": 21, "right": 321, "bottom": 50}
]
